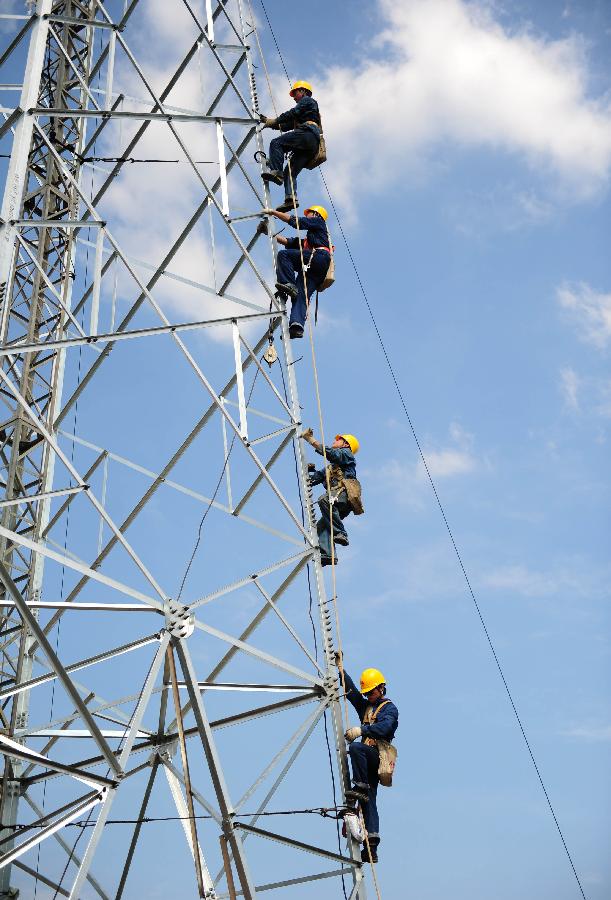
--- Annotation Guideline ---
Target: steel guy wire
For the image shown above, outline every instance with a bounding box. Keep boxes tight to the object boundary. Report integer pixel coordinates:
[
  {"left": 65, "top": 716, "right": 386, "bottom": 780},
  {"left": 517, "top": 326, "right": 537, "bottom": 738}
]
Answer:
[
  {"left": 10, "top": 806, "right": 348, "bottom": 830},
  {"left": 255, "top": 5, "right": 587, "bottom": 899}
]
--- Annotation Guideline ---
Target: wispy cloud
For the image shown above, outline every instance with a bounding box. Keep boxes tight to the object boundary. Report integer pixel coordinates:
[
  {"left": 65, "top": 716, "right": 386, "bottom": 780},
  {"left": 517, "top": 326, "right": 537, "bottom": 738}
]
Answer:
[
  {"left": 558, "top": 282, "right": 611, "bottom": 349},
  {"left": 560, "top": 366, "right": 580, "bottom": 410},
  {"left": 372, "top": 421, "right": 482, "bottom": 509},
  {"left": 316, "top": 0, "right": 611, "bottom": 212},
  {"left": 417, "top": 422, "right": 479, "bottom": 481},
  {"left": 562, "top": 724, "right": 611, "bottom": 742},
  {"left": 480, "top": 559, "right": 611, "bottom": 600},
  {"left": 481, "top": 564, "right": 569, "bottom": 598}
]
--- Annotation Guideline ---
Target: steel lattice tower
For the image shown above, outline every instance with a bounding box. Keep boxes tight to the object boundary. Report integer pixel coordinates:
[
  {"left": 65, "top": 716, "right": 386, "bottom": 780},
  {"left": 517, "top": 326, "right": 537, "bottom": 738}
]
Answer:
[{"left": 0, "top": 1, "right": 367, "bottom": 897}]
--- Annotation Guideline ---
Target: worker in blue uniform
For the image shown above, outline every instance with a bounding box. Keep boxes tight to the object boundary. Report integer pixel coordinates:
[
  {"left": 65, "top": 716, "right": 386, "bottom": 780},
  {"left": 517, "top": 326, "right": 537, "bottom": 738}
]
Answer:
[
  {"left": 336, "top": 654, "right": 399, "bottom": 863},
  {"left": 301, "top": 429, "right": 363, "bottom": 566},
  {"left": 264, "top": 205, "right": 331, "bottom": 339},
  {"left": 260, "top": 80, "right": 321, "bottom": 212}
]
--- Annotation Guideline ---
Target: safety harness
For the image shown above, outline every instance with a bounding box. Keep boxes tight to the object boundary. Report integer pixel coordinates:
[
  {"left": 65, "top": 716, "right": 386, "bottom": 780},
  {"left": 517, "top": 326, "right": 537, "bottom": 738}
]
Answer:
[
  {"left": 323, "top": 463, "right": 364, "bottom": 515},
  {"left": 302, "top": 220, "right": 335, "bottom": 324},
  {"left": 362, "top": 700, "right": 398, "bottom": 787}
]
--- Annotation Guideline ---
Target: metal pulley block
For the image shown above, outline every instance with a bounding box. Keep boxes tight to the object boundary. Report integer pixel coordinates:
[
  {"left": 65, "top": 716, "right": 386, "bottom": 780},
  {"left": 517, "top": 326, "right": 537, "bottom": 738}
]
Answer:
[{"left": 263, "top": 342, "right": 278, "bottom": 366}]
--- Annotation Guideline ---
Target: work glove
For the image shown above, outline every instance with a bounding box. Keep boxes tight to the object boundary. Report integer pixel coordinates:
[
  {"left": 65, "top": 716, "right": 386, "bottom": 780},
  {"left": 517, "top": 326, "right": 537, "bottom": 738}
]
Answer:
[
  {"left": 334, "top": 649, "right": 344, "bottom": 668},
  {"left": 300, "top": 427, "right": 315, "bottom": 445},
  {"left": 344, "top": 726, "right": 362, "bottom": 743},
  {"left": 259, "top": 115, "right": 278, "bottom": 129}
]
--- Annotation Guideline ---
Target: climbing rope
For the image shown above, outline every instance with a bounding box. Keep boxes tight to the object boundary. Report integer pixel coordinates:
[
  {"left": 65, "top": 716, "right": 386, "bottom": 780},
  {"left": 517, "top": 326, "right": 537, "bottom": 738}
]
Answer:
[{"left": 249, "top": 8, "right": 382, "bottom": 896}]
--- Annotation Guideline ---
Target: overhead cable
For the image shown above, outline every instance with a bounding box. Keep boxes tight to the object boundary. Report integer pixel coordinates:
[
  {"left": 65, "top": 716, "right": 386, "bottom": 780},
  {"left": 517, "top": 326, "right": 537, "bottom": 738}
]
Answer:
[{"left": 256, "top": 5, "right": 587, "bottom": 899}]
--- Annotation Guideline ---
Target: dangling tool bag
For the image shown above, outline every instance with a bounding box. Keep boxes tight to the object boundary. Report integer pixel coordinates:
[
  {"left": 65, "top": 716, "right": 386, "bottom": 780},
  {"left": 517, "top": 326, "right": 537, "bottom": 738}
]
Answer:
[
  {"left": 306, "top": 131, "right": 327, "bottom": 169},
  {"left": 377, "top": 740, "right": 398, "bottom": 788},
  {"left": 319, "top": 250, "right": 335, "bottom": 291},
  {"left": 363, "top": 700, "right": 397, "bottom": 786},
  {"left": 305, "top": 115, "right": 327, "bottom": 170}
]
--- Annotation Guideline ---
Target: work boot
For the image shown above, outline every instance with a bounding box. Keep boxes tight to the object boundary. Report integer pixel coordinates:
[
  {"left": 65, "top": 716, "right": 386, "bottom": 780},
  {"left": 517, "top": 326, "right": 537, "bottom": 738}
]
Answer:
[
  {"left": 345, "top": 785, "right": 368, "bottom": 805},
  {"left": 276, "top": 196, "right": 298, "bottom": 213},
  {"left": 275, "top": 281, "right": 297, "bottom": 300},
  {"left": 289, "top": 322, "right": 304, "bottom": 339},
  {"left": 361, "top": 845, "right": 379, "bottom": 864},
  {"left": 333, "top": 532, "right": 349, "bottom": 547},
  {"left": 320, "top": 554, "right": 338, "bottom": 567},
  {"left": 261, "top": 169, "right": 283, "bottom": 185}
]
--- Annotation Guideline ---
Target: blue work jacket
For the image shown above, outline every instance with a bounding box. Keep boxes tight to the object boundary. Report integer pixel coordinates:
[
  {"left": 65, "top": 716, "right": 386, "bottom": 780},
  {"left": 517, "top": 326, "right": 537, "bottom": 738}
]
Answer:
[
  {"left": 343, "top": 671, "right": 399, "bottom": 743},
  {"left": 309, "top": 446, "right": 357, "bottom": 488},
  {"left": 287, "top": 214, "right": 330, "bottom": 251},
  {"left": 277, "top": 96, "right": 321, "bottom": 134},
  {"left": 310, "top": 445, "right": 356, "bottom": 481}
]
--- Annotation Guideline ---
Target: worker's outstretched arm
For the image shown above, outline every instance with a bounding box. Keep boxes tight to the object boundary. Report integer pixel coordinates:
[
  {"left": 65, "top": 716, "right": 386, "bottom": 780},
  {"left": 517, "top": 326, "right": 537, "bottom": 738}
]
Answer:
[
  {"left": 341, "top": 670, "right": 369, "bottom": 720},
  {"left": 263, "top": 208, "right": 292, "bottom": 225},
  {"left": 315, "top": 445, "right": 353, "bottom": 466}
]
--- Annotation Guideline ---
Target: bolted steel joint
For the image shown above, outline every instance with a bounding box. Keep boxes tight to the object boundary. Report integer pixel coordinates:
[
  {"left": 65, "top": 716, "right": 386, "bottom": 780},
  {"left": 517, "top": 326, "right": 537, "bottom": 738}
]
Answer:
[{"left": 164, "top": 599, "right": 195, "bottom": 639}]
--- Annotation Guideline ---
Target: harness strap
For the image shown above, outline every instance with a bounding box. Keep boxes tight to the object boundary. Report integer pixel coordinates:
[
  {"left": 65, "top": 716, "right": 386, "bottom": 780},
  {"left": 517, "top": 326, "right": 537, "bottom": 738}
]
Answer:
[{"left": 363, "top": 699, "right": 392, "bottom": 726}]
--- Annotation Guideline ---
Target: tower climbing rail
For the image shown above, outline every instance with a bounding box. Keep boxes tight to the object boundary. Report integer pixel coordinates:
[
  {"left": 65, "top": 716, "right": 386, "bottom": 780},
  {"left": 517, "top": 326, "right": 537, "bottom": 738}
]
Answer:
[{"left": 0, "top": 1, "right": 367, "bottom": 897}]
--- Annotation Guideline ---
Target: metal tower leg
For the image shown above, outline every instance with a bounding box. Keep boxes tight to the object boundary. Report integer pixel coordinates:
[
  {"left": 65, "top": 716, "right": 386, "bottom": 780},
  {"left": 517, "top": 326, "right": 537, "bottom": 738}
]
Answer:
[{"left": 0, "top": 1, "right": 367, "bottom": 897}]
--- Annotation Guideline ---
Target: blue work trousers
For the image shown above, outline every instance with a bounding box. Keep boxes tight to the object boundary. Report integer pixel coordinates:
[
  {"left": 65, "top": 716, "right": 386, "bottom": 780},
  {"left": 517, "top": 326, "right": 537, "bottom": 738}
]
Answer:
[
  {"left": 348, "top": 742, "right": 380, "bottom": 841},
  {"left": 317, "top": 493, "right": 350, "bottom": 558},
  {"left": 276, "top": 248, "right": 329, "bottom": 327},
  {"left": 268, "top": 128, "right": 319, "bottom": 198}
]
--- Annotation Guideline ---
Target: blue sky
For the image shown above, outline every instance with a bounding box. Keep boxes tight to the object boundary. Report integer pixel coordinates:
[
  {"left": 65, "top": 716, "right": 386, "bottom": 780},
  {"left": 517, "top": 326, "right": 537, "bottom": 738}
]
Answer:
[
  {"left": 255, "top": 1, "right": 611, "bottom": 897},
  {"left": 1, "top": 1, "right": 610, "bottom": 898}
]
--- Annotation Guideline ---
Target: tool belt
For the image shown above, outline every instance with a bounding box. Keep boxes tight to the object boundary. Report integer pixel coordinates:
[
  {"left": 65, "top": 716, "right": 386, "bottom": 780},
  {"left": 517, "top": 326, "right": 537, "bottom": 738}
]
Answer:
[
  {"left": 362, "top": 701, "right": 397, "bottom": 788},
  {"left": 303, "top": 243, "right": 334, "bottom": 307},
  {"left": 305, "top": 113, "right": 327, "bottom": 170},
  {"left": 327, "top": 464, "right": 363, "bottom": 515}
]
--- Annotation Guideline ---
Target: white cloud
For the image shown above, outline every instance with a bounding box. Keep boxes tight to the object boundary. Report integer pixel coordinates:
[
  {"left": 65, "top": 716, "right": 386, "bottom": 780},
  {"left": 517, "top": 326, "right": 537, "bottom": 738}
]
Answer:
[
  {"left": 481, "top": 564, "right": 567, "bottom": 597},
  {"left": 417, "top": 422, "right": 477, "bottom": 480},
  {"left": 557, "top": 283, "right": 611, "bottom": 349},
  {"left": 480, "top": 559, "right": 611, "bottom": 599},
  {"left": 557, "top": 368, "right": 611, "bottom": 419},
  {"left": 562, "top": 724, "right": 611, "bottom": 742},
  {"left": 420, "top": 446, "right": 476, "bottom": 480},
  {"left": 316, "top": 0, "right": 611, "bottom": 210},
  {"left": 373, "top": 421, "right": 480, "bottom": 507},
  {"left": 560, "top": 366, "right": 580, "bottom": 410},
  {"left": 91, "top": 17, "right": 273, "bottom": 344}
]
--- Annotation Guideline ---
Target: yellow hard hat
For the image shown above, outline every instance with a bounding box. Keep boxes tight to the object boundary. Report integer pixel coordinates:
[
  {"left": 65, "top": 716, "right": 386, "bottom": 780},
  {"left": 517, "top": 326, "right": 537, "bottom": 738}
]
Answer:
[
  {"left": 290, "top": 80, "right": 313, "bottom": 97},
  {"left": 360, "top": 668, "right": 386, "bottom": 695},
  {"left": 304, "top": 205, "right": 328, "bottom": 221},
  {"left": 336, "top": 433, "right": 359, "bottom": 454}
]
